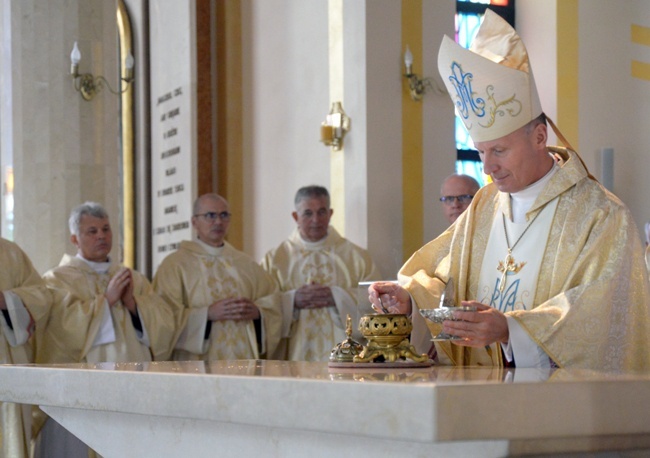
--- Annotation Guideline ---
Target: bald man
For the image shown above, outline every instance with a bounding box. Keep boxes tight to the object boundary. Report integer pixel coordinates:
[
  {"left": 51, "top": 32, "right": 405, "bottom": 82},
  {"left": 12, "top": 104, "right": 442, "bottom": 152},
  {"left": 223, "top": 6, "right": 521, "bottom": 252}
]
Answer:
[
  {"left": 439, "top": 174, "right": 480, "bottom": 224},
  {"left": 153, "top": 193, "right": 282, "bottom": 361}
]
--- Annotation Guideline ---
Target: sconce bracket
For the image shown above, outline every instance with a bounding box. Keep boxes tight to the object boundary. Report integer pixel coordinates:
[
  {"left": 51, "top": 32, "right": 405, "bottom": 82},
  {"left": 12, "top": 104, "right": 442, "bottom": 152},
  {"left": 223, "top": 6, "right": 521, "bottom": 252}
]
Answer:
[
  {"left": 71, "top": 61, "right": 134, "bottom": 102},
  {"left": 405, "top": 72, "right": 446, "bottom": 101},
  {"left": 77, "top": 73, "right": 98, "bottom": 101},
  {"left": 320, "top": 102, "right": 351, "bottom": 151}
]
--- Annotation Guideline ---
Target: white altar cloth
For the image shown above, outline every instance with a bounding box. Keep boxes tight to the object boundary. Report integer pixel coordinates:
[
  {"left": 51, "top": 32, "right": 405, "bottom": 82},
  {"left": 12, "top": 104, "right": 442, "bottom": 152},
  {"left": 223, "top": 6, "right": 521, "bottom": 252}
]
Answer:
[{"left": 1, "top": 360, "right": 650, "bottom": 457}]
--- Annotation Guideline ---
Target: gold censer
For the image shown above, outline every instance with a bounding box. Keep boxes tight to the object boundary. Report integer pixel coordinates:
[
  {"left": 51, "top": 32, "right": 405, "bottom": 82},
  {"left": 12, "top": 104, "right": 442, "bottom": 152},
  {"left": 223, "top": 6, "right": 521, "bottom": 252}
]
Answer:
[{"left": 353, "top": 314, "right": 428, "bottom": 363}]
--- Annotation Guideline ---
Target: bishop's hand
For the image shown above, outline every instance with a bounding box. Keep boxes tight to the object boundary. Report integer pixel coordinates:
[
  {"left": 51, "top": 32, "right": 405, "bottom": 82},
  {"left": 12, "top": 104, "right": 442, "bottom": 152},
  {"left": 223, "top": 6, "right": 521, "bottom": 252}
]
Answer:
[
  {"left": 441, "top": 301, "right": 509, "bottom": 346},
  {"left": 368, "top": 282, "right": 411, "bottom": 315}
]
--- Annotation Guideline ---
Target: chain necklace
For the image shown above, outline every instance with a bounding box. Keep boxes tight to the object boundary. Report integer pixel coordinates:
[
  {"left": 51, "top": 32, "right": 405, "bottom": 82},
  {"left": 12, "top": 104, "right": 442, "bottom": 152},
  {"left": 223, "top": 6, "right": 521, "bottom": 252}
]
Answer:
[{"left": 498, "top": 211, "right": 542, "bottom": 293}]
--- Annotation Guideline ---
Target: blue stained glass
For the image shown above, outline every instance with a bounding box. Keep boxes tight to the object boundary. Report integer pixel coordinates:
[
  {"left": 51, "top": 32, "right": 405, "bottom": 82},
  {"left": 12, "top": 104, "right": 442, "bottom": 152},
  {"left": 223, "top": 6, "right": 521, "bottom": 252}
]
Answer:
[
  {"left": 455, "top": 117, "right": 474, "bottom": 151},
  {"left": 455, "top": 11, "right": 483, "bottom": 181},
  {"left": 455, "top": 160, "right": 487, "bottom": 187},
  {"left": 456, "top": 12, "right": 482, "bottom": 46},
  {"left": 457, "top": 0, "right": 507, "bottom": 4}
]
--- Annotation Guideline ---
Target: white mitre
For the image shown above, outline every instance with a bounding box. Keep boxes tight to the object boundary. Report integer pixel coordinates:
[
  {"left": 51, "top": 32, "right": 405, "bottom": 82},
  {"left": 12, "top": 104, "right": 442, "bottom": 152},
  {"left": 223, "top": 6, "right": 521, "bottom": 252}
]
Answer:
[{"left": 437, "top": 9, "right": 543, "bottom": 143}]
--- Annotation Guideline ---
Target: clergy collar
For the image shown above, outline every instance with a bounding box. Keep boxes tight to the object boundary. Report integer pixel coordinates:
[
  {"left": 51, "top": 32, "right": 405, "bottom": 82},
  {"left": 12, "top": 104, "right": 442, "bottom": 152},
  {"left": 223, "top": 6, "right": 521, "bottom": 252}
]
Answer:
[
  {"left": 299, "top": 233, "right": 329, "bottom": 249},
  {"left": 75, "top": 253, "right": 111, "bottom": 274},
  {"left": 509, "top": 157, "right": 559, "bottom": 223},
  {"left": 196, "top": 238, "right": 225, "bottom": 256}
]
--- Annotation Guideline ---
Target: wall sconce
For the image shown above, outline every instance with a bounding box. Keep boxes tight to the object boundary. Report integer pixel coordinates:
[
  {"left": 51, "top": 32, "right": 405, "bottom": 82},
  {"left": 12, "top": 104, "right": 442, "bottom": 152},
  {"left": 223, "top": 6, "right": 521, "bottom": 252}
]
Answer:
[
  {"left": 70, "top": 41, "right": 134, "bottom": 101},
  {"left": 320, "top": 102, "right": 350, "bottom": 151},
  {"left": 403, "top": 46, "right": 445, "bottom": 101}
]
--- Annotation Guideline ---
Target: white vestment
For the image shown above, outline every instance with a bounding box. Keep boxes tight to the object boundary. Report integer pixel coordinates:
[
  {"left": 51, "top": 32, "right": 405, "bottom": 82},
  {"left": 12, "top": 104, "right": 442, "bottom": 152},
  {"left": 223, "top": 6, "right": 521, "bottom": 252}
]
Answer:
[
  {"left": 0, "top": 238, "right": 51, "bottom": 458},
  {"left": 153, "top": 240, "right": 282, "bottom": 361},
  {"left": 262, "top": 227, "right": 381, "bottom": 361}
]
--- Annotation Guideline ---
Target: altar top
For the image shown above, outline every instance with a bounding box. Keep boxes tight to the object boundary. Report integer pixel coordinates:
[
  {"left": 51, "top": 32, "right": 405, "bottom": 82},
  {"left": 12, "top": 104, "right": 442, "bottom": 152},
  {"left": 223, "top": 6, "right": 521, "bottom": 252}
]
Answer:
[{"left": 2, "top": 360, "right": 650, "bottom": 448}]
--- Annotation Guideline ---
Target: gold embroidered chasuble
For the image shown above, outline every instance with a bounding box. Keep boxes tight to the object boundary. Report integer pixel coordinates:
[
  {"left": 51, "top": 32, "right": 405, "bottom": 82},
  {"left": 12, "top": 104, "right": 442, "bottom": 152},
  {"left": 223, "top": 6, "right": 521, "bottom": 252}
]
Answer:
[
  {"left": 0, "top": 239, "right": 52, "bottom": 458},
  {"left": 153, "top": 240, "right": 282, "bottom": 361},
  {"left": 261, "top": 227, "right": 381, "bottom": 361},
  {"left": 400, "top": 148, "right": 650, "bottom": 371},
  {"left": 40, "top": 254, "right": 179, "bottom": 364}
]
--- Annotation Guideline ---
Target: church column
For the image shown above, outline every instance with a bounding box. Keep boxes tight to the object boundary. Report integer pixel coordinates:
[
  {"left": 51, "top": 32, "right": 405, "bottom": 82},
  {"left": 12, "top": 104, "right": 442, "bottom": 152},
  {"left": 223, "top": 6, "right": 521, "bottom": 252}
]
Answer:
[
  {"left": 0, "top": 0, "right": 121, "bottom": 274},
  {"left": 333, "top": 1, "right": 405, "bottom": 278}
]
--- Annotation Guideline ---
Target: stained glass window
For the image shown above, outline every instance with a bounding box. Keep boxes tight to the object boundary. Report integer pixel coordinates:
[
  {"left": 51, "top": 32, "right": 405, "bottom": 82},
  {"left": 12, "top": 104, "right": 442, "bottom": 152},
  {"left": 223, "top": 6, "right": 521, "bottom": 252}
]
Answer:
[
  {"left": 454, "top": 1, "right": 515, "bottom": 187},
  {"left": 457, "top": 0, "right": 510, "bottom": 6}
]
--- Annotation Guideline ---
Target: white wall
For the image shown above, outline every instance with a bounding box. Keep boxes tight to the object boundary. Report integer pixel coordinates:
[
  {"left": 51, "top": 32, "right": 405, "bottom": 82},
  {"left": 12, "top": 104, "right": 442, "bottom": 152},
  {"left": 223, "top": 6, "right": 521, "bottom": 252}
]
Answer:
[
  {"left": 363, "top": 0, "right": 404, "bottom": 277},
  {"left": 519, "top": 0, "right": 650, "bottom": 239},
  {"left": 242, "top": 0, "right": 331, "bottom": 261},
  {"left": 242, "top": 0, "right": 457, "bottom": 279},
  {"left": 517, "top": 0, "right": 558, "bottom": 145},
  {"left": 578, "top": 0, "right": 650, "bottom": 238},
  {"left": 422, "top": 0, "right": 457, "bottom": 244}
]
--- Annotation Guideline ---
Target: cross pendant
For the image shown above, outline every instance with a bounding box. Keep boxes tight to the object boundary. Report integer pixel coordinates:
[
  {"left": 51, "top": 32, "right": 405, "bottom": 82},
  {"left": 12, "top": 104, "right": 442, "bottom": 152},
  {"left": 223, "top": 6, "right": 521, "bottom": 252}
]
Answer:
[{"left": 499, "top": 250, "right": 514, "bottom": 293}]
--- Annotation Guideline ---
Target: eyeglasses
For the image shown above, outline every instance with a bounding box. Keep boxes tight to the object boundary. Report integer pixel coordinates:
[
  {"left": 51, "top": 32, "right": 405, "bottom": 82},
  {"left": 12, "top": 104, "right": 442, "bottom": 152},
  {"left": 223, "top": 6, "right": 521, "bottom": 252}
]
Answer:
[
  {"left": 439, "top": 195, "right": 474, "bottom": 206},
  {"left": 194, "top": 211, "right": 231, "bottom": 222}
]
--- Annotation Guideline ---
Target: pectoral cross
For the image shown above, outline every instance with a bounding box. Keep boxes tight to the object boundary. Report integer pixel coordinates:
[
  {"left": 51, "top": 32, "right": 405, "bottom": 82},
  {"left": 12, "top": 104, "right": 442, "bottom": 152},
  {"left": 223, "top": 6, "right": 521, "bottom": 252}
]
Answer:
[{"left": 498, "top": 249, "right": 516, "bottom": 293}]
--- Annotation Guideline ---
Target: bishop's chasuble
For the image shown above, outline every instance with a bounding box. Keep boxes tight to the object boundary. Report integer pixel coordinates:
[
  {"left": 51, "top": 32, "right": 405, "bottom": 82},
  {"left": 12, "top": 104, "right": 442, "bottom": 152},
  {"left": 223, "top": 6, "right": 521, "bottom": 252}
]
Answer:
[
  {"left": 262, "top": 227, "right": 381, "bottom": 361},
  {"left": 401, "top": 148, "right": 650, "bottom": 371},
  {"left": 153, "top": 240, "right": 282, "bottom": 361},
  {"left": 0, "top": 239, "right": 52, "bottom": 458},
  {"left": 40, "top": 254, "right": 179, "bottom": 364}
]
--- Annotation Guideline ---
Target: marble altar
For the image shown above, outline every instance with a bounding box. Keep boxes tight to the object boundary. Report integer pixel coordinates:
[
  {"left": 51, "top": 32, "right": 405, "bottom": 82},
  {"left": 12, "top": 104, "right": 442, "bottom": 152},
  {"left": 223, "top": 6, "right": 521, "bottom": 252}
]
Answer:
[{"left": 2, "top": 360, "right": 650, "bottom": 457}]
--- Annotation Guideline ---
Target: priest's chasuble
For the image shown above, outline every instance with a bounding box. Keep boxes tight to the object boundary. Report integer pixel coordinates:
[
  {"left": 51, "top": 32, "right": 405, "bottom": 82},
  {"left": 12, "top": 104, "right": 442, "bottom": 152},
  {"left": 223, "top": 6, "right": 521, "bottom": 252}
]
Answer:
[
  {"left": 153, "top": 240, "right": 282, "bottom": 361},
  {"left": 41, "top": 254, "right": 179, "bottom": 364},
  {"left": 400, "top": 148, "right": 650, "bottom": 371},
  {"left": 0, "top": 238, "right": 52, "bottom": 458},
  {"left": 262, "top": 227, "right": 381, "bottom": 361}
]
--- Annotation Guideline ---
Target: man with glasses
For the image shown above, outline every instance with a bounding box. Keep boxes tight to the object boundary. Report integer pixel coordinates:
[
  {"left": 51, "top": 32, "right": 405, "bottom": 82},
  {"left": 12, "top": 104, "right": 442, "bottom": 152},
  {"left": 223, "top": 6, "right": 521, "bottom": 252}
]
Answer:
[
  {"left": 439, "top": 174, "right": 480, "bottom": 224},
  {"left": 261, "top": 185, "right": 381, "bottom": 361},
  {"left": 153, "top": 193, "right": 282, "bottom": 361}
]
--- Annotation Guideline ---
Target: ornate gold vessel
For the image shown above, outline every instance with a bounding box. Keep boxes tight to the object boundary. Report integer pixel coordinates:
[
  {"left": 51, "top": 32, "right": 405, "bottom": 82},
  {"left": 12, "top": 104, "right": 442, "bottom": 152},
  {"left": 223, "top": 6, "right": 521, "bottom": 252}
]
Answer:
[
  {"left": 329, "top": 315, "right": 364, "bottom": 363},
  {"left": 353, "top": 314, "right": 428, "bottom": 363}
]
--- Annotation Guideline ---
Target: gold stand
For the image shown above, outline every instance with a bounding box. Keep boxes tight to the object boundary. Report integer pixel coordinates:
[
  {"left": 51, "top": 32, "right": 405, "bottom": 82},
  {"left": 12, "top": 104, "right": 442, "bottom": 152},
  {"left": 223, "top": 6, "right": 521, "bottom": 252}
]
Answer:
[{"left": 354, "top": 336, "right": 428, "bottom": 363}]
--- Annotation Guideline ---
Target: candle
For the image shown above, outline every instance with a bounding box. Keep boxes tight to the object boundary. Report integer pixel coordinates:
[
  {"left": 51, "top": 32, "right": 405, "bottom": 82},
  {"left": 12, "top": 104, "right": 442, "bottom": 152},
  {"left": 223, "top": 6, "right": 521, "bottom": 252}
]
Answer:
[{"left": 404, "top": 46, "right": 413, "bottom": 75}]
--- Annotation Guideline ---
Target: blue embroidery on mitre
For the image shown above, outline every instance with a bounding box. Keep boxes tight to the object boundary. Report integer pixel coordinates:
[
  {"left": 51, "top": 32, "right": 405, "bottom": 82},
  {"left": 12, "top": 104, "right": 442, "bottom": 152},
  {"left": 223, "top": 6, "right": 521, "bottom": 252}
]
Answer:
[
  {"left": 448, "top": 61, "right": 523, "bottom": 130},
  {"left": 449, "top": 62, "right": 485, "bottom": 128}
]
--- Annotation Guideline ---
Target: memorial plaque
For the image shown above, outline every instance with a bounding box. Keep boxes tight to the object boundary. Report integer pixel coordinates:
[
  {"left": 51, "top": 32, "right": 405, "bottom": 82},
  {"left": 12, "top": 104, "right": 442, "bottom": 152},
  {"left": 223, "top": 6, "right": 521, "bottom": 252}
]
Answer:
[{"left": 150, "top": 2, "right": 197, "bottom": 273}]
